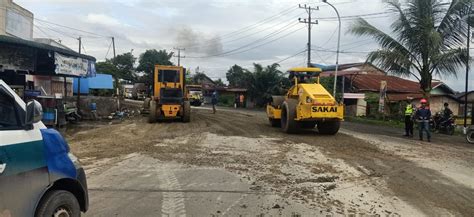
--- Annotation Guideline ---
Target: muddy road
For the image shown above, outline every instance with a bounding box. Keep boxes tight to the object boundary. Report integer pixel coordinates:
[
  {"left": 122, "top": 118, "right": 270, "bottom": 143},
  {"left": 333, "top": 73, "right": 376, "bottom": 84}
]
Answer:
[{"left": 65, "top": 107, "right": 474, "bottom": 216}]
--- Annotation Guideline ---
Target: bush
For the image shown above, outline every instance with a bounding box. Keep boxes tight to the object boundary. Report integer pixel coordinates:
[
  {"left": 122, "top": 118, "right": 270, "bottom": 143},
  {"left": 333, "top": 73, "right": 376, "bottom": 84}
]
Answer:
[{"left": 218, "top": 94, "right": 235, "bottom": 107}]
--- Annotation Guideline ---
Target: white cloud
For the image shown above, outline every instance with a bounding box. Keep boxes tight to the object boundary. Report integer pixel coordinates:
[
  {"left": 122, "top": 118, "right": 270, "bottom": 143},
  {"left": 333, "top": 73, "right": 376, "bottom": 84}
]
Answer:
[{"left": 86, "top": 13, "right": 121, "bottom": 26}]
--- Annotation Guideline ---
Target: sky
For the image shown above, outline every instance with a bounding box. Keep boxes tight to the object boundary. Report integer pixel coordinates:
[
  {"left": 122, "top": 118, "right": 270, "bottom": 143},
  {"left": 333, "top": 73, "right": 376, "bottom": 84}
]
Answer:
[{"left": 15, "top": 0, "right": 473, "bottom": 92}]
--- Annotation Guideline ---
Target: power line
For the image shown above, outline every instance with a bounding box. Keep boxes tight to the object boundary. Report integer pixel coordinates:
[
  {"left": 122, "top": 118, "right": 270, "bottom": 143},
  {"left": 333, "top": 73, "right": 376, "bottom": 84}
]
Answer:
[
  {"left": 277, "top": 49, "right": 307, "bottom": 64},
  {"left": 105, "top": 40, "right": 113, "bottom": 59},
  {"left": 187, "top": 12, "right": 305, "bottom": 49},
  {"left": 34, "top": 18, "right": 109, "bottom": 38},
  {"left": 188, "top": 21, "right": 301, "bottom": 58},
  {"left": 192, "top": 6, "right": 300, "bottom": 46},
  {"left": 316, "top": 11, "right": 396, "bottom": 21},
  {"left": 216, "top": 26, "right": 306, "bottom": 58}
]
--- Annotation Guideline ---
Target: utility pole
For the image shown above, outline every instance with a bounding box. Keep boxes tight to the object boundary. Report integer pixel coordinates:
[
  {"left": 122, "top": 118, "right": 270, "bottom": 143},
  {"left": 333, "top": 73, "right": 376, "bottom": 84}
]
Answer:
[
  {"left": 77, "top": 37, "right": 82, "bottom": 113},
  {"left": 173, "top": 47, "right": 185, "bottom": 66},
  {"left": 464, "top": 2, "right": 472, "bottom": 132},
  {"left": 112, "top": 37, "right": 116, "bottom": 58},
  {"left": 298, "top": 4, "right": 318, "bottom": 67},
  {"left": 78, "top": 37, "right": 82, "bottom": 54}
]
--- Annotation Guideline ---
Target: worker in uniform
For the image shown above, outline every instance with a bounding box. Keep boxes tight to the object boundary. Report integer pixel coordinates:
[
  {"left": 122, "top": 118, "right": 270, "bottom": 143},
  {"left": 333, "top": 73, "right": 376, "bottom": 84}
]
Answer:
[
  {"left": 403, "top": 102, "right": 414, "bottom": 137},
  {"left": 415, "top": 98, "right": 431, "bottom": 142}
]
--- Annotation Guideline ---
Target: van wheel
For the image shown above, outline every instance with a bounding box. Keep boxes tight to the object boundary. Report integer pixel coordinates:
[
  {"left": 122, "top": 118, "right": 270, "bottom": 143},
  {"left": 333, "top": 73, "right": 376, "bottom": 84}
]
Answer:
[
  {"left": 35, "top": 190, "right": 80, "bottom": 217},
  {"left": 317, "top": 121, "right": 340, "bottom": 135},
  {"left": 281, "top": 99, "right": 299, "bottom": 133}
]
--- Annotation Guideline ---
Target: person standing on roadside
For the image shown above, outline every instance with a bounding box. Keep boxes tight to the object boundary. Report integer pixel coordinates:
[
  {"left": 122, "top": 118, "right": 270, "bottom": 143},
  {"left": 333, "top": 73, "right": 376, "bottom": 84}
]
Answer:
[
  {"left": 234, "top": 94, "right": 239, "bottom": 108},
  {"left": 404, "top": 101, "right": 415, "bottom": 137},
  {"left": 211, "top": 90, "right": 218, "bottom": 114},
  {"left": 239, "top": 93, "right": 245, "bottom": 108},
  {"left": 415, "top": 98, "right": 431, "bottom": 142}
]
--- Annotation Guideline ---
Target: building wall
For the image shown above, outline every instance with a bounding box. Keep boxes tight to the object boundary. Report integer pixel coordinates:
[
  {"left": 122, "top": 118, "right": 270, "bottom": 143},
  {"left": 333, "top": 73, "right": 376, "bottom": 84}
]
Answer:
[
  {"left": 356, "top": 98, "right": 367, "bottom": 116},
  {"left": 0, "top": 0, "right": 34, "bottom": 40},
  {"left": 412, "top": 96, "right": 460, "bottom": 116}
]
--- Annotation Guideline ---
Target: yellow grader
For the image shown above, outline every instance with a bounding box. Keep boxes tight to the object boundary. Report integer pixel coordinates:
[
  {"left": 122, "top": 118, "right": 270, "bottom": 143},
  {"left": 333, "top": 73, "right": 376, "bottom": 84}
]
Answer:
[
  {"left": 146, "top": 65, "right": 190, "bottom": 123},
  {"left": 267, "top": 67, "right": 343, "bottom": 134}
]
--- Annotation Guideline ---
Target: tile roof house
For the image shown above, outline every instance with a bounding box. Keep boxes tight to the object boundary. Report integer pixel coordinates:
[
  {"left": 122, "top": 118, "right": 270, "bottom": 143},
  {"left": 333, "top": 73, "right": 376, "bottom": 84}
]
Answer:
[{"left": 316, "top": 62, "right": 460, "bottom": 116}]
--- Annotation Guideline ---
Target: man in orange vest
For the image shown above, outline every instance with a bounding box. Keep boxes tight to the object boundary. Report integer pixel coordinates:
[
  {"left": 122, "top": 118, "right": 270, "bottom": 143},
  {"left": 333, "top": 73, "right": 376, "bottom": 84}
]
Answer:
[{"left": 239, "top": 94, "right": 245, "bottom": 108}]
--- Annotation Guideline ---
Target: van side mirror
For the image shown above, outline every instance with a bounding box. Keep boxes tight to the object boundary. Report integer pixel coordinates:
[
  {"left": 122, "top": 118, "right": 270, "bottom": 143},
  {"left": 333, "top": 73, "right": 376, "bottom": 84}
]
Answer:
[{"left": 25, "top": 100, "right": 43, "bottom": 130}]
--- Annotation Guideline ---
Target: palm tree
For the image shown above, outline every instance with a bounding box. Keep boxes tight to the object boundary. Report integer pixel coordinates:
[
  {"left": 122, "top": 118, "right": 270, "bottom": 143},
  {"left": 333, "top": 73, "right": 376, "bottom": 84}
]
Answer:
[{"left": 349, "top": 0, "right": 471, "bottom": 97}]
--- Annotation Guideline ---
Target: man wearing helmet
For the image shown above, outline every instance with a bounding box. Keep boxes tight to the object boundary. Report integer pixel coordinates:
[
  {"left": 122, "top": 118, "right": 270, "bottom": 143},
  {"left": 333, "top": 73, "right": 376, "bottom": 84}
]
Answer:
[{"left": 415, "top": 98, "right": 431, "bottom": 142}]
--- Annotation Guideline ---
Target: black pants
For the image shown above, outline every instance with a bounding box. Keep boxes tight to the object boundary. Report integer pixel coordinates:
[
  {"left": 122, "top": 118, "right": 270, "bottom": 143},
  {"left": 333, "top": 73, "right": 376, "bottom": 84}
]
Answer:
[{"left": 405, "top": 116, "right": 413, "bottom": 136}]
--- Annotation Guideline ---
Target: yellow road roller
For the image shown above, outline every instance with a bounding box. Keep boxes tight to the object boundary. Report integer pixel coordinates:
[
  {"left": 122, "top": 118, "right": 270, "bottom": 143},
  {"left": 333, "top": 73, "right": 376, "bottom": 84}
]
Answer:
[{"left": 267, "top": 67, "right": 343, "bottom": 134}]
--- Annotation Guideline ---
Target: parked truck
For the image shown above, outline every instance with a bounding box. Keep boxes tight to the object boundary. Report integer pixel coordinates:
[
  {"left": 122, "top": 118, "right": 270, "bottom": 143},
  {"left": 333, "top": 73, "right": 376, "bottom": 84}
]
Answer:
[
  {"left": 146, "top": 65, "right": 190, "bottom": 123},
  {"left": 186, "top": 85, "right": 203, "bottom": 106},
  {"left": 266, "top": 67, "right": 343, "bottom": 134}
]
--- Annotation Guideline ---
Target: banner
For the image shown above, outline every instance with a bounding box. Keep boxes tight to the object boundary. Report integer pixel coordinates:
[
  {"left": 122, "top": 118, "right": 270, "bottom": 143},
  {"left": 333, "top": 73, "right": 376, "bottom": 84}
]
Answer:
[
  {"left": 54, "top": 52, "right": 88, "bottom": 77},
  {"left": 378, "top": 80, "right": 387, "bottom": 113}
]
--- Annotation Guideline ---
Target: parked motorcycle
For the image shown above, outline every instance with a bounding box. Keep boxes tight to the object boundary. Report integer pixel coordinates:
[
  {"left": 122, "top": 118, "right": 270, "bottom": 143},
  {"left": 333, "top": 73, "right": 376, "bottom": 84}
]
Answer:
[
  {"left": 65, "top": 104, "right": 81, "bottom": 124},
  {"left": 431, "top": 112, "right": 455, "bottom": 135},
  {"left": 467, "top": 126, "right": 474, "bottom": 144}
]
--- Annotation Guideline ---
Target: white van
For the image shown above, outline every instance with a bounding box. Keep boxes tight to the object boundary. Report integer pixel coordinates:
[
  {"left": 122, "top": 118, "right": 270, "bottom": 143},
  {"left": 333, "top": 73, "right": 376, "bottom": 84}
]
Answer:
[{"left": 0, "top": 80, "right": 88, "bottom": 217}]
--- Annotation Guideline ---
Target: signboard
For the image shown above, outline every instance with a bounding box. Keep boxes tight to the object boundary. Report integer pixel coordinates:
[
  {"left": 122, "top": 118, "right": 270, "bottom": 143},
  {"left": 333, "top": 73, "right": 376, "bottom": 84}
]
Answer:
[
  {"left": 54, "top": 52, "right": 88, "bottom": 77},
  {"left": 378, "top": 80, "right": 387, "bottom": 113},
  {"left": 6, "top": 9, "right": 33, "bottom": 40}
]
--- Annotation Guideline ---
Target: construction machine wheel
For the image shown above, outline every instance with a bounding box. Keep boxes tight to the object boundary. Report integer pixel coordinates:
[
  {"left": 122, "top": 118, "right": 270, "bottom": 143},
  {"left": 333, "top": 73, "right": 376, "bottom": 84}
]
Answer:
[
  {"left": 301, "top": 122, "right": 316, "bottom": 129},
  {"left": 148, "top": 100, "right": 157, "bottom": 123},
  {"left": 182, "top": 101, "right": 191, "bottom": 123},
  {"left": 143, "top": 98, "right": 151, "bottom": 113},
  {"left": 317, "top": 121, "right": 340, "bottom": 135},
  {"left": 269, "top": 118, "right": 281, "bottom": 127},
  {"left": 271, "top": 96, "right": 285, "bottom": 108},
  {"left": 281, "top": 99, "right": 299, "bottom": 133}
]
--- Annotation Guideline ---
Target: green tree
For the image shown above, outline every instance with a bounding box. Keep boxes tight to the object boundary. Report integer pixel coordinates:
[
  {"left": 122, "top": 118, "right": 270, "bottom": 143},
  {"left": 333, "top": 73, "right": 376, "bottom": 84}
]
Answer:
[
  {"left": 247, "top": 63, "right": 289, "bottom": 106},
  {"left": 226, "top": 64, "right": 252, "bottom": 87},
  {"left": 191, "top": 72, "right": 209, "bottom": 85},
  {"left": 349, "top": 0, "right": 470, "bottom": 97},
  {"left": 136, "top": 49, "right": 174, "bottom": 83},
  {"left": 214, "top": 78, "right": 225, "bottom": 86},
  {"left": 111, "top": 52, "right": 136, "bottom": 81},
  {"left": 95, "top": 61, "right": 118, "bottom": 76},
  {"left": 95, "top": 52, "right": 137, "bottom": 82}
]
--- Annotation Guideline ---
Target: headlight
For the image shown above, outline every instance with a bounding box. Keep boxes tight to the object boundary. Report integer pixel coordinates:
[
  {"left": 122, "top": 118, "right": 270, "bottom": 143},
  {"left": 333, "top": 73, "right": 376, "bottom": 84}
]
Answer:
[
  {"left": 68, "top": 153, "right": 80, "bottom": 165},
  {"left": 306, "top": 96, "right": 312, "bottom": 103}
]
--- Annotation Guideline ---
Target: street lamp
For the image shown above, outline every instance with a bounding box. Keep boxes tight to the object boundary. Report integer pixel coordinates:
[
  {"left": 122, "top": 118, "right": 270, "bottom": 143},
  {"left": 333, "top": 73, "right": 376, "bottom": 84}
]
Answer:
[{"left": 322, "top": 0, "right": 342, "bottom": 100}]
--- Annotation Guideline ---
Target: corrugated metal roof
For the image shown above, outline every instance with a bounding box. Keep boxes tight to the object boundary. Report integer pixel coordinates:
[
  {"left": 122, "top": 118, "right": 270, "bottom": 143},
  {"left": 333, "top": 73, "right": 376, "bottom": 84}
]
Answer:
[
  {"left": 350, "top": 74, "right": 420, "bottom": 93},
  {"left": 0, "top": 35, "right": 96, "bottom": 61}
]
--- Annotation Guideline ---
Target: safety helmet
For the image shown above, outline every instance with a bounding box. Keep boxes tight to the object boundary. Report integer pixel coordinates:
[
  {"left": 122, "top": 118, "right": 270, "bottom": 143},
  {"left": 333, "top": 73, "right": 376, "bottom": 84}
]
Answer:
[{"left": 420, "top": 98, "right": 427, "bottom": 104}]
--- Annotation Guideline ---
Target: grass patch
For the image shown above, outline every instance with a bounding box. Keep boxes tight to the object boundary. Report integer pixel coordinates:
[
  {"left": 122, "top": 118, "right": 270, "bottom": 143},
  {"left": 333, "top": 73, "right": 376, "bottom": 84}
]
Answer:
[{"left": 345, "top": 116, "right": 404, "bottom": 128}]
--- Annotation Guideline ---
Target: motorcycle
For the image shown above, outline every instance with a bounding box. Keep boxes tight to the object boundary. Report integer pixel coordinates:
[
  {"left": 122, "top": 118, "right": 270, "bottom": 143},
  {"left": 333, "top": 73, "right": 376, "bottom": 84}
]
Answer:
[
  {"left": 64, "top": 103, "right": 82, "bottom": 124},
  {"left": 431, "top": 112, "right": 455, "bottom": 135},
  {"left": 467, "top": 126, "right": 474, "bottom": 144}
]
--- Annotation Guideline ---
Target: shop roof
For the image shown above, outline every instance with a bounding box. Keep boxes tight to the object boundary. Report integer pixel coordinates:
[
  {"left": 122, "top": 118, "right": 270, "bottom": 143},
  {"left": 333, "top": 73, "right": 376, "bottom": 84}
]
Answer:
[{"left": 0, "top": 35, "right": 96, "bottom": 61}]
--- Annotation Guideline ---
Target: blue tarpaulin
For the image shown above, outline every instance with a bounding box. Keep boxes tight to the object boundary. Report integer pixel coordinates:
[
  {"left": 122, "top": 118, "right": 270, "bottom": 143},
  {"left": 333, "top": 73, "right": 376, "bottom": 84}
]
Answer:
[{"left": 73, "top": 73, "right": 113, "bottom": 94}]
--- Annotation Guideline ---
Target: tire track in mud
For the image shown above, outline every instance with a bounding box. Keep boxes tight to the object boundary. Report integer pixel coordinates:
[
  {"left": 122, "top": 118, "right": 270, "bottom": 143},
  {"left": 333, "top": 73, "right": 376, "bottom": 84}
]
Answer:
[
  {"left": 69, "top": 108, "right": 474, "bottom": 216},
  {"left": 196, "top": 109, "right": 474, "bottom": 215},
  {"left": 159, "top": 170, "right": 186, "bottom": 217},
  {"left": 284, "top": 125, "right": 474, "bottom": 216}
]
